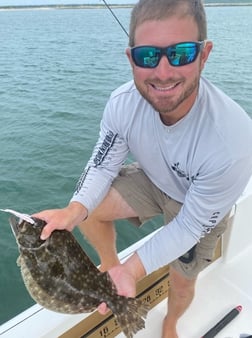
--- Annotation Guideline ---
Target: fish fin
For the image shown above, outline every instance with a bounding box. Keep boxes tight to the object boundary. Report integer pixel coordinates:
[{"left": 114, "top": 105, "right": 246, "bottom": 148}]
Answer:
[
  {"left": 16, "top": 255, "right": 21, "bottom": 267},
  {"left": 109, "top": 296, "right": 149, "bottom": 338}
]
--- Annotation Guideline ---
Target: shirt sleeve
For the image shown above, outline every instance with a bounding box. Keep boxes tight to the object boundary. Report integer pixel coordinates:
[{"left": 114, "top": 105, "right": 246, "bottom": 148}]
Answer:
[
  {"left": 70, "top": 115, "right": 129, "bottom": 213},
  {"left": 137, "top": 156, "right": 252, "bottom": 274}
]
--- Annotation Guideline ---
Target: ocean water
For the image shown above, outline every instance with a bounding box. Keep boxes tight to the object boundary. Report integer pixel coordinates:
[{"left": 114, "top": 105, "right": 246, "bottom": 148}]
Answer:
[{"left": 0, "top": 6, "right": 251, "bottom": 325}]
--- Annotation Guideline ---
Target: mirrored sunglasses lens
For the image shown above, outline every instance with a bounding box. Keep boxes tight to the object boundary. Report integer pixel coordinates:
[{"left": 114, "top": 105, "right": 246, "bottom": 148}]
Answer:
[
  {"left": 132, "top": 47, "right": 160, "bottom": 68},
  {"left": 168, "top": 43, "right": 198, "bottom": 66}
]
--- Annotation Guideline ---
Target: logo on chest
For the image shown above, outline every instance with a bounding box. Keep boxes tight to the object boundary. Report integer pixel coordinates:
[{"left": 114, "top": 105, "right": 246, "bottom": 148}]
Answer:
[{"left": 171, "top": 162, "right": 199, "bottom": 182}]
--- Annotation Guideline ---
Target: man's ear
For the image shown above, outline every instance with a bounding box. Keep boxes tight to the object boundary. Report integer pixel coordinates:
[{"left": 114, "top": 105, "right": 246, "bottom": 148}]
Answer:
[
  {"left": 200, "top": 41, "right": 213, "bottom": 71},
  {"left": 125, "top": 47, "right": 134, "bottom": 67}
]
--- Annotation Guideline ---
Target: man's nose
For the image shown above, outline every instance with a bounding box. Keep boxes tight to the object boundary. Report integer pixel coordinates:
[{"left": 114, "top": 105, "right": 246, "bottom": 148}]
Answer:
[{"left": 153, "top": 55, "right": 176, "bottom": 79}]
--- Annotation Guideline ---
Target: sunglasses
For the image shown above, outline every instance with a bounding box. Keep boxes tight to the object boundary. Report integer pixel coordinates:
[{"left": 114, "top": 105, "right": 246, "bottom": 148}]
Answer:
[{"left": 131, "top": 41, "right": 205, "bottom": 68}]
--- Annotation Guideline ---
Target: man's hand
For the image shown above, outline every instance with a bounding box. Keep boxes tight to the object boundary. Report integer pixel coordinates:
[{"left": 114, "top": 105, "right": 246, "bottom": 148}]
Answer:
[
  {"left": 33, "top": 202, "right": 88, "bottom": 240},
  {"left": 98, "top": 253, "right": 146, "bottom": 315}
]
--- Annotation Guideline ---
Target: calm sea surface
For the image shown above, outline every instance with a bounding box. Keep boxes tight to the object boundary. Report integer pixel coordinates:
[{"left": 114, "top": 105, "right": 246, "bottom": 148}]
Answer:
[{"left": 0, "top": 6, "right": 251, "bottom": 325}]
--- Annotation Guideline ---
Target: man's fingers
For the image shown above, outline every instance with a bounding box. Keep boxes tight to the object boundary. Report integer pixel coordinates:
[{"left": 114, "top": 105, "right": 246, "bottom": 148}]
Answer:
[
  {"left": 31, "top": 211, "right": 51, "bottom": 240},
  {"left": 40, "top": 225, "right": 52, "bottom": 240},
  {"left": 32, "top": 211, "right": 51, "bottom": 224},
  {"left": 97, "top": 302, "right": 110, "bottom": 315}
]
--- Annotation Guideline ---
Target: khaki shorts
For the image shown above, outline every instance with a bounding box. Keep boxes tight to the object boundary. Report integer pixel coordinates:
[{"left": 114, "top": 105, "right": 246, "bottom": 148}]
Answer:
[{"left": 112, "top": 163, "right": 230, "bottom": 279}]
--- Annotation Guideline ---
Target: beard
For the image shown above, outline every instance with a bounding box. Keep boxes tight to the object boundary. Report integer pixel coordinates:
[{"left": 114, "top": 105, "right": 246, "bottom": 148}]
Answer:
[{"left": 134, "top": 73, "right": 200, "bottom": 115}]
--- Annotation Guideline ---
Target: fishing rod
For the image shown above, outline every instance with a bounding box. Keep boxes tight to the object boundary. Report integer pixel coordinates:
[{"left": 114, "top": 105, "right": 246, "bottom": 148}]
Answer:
[{"left": 101, "top": 0, "right": 129, "bottom": 37}]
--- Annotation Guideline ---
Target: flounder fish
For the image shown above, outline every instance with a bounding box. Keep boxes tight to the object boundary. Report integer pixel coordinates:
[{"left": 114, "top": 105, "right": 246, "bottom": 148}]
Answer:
[{"left": 8, "top": 215, "right": 149, "bottom": 338}]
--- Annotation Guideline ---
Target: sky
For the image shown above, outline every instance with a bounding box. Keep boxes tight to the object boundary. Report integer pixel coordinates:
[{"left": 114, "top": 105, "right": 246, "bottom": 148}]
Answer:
[{"left": 0, "top": 0, "right": 137, "bottom": 6}]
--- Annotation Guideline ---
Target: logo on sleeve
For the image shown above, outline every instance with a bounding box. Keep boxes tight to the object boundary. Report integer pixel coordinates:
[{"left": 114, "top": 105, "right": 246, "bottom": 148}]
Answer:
[{"left": 93, "top": 130, "right": 118, "bottom": 166}]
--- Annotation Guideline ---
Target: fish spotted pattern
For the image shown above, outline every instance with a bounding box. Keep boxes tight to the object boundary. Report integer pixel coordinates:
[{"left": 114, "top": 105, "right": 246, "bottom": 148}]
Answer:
[{"left": 9, "top": 216, "right": 149, "bottom": 337}]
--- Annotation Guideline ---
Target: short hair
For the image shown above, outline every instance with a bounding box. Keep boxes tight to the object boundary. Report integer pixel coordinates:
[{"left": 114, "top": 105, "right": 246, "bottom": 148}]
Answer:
[{"left": 129, "top": 0, "right": 207, "bottom": 46}]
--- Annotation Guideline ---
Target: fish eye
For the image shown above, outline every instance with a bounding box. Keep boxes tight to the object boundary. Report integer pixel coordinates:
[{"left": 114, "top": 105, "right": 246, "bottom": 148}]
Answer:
[
  {"left": 32, "top": 221, "right": 41, "bottom": 228},
  {"left": 32, "top": 218, "right": 46, "bottom": 228}
]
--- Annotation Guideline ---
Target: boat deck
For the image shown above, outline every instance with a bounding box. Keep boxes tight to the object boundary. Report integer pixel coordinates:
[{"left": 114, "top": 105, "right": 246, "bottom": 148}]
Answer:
[{"left": 130, "top": 246, "right": 252, "bottom": 338}]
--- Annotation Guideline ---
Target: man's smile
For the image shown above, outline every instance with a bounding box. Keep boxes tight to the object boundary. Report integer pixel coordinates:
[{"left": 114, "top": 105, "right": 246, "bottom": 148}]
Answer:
[{"left": 150, "top": 81, "right": 181, "bottom": 92}]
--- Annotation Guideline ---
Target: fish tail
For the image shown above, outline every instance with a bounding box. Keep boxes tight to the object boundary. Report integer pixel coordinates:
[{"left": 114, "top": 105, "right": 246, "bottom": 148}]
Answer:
[{"left": 108, "top": 295, "right": 149, "bottom": 338}]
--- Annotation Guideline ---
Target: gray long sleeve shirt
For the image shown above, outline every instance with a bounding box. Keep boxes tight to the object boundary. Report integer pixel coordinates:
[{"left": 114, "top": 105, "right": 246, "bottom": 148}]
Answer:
[{"left": 71, "top": 77, "right": 252, "bottom": 274}]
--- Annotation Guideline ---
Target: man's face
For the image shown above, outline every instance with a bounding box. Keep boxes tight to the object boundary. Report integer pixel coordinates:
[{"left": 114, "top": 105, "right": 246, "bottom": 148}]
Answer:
[{"left": 126, "top": 16, "right": 212, "bottom": 125}]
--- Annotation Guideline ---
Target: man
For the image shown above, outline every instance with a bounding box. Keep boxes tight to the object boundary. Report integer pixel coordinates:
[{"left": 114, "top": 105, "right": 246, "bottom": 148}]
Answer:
[{"left": 35, "top": 0, "right": 252, "bottom": 337}]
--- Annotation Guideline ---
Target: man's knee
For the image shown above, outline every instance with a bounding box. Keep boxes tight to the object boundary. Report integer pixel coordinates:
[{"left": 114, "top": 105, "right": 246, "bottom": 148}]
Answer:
[
  {"left": 169, "top": 266, "right": 196, "bottom": 293},
  {"left": 88, "top": 187, "right": 138, "bottom": 222}
]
